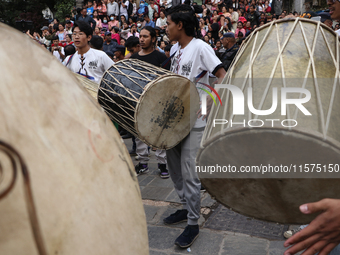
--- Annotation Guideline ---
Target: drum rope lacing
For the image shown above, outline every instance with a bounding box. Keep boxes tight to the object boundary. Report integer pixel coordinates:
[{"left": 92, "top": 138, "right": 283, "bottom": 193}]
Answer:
[
  {"left": 0, "top": 140, "right": 47, "bottom": 255},
  {"left": 208, "top": 18, "right": 340, "bottom": 140}
]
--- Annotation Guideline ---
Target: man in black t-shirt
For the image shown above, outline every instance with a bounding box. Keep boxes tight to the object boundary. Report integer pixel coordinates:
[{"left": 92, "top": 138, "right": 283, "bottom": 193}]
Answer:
[
  {"left": 130, "top": 27, "right": 168, "bottom": 69},
  {"left": 130, "top": 26, "right": 170, "bottom": 179}
]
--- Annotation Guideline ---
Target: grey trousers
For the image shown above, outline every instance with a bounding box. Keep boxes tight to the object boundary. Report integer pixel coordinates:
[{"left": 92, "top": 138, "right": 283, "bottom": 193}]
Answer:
[
  {"left": 136, "top": 138, "right": 167, "bottom": 165},
  {"left": 166, "top": 130, "right": 203, "bottom": 225}
]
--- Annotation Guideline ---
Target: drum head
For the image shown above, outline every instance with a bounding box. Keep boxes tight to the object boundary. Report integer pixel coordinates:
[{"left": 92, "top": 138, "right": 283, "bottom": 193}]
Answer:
[
  {"left": 197, "top": 127, "right": 340, "bottom": 224},
  {"left": 136, "top": 75, "right": 200, "bottom": 149}
]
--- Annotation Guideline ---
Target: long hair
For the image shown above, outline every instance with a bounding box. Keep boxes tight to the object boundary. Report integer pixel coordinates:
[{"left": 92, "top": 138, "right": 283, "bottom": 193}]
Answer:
[{"left": 166, "top": 0, "right": 203, "bottom": 37}]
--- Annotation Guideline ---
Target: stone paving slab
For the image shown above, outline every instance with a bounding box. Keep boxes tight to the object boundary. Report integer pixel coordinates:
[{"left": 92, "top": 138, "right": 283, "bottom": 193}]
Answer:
[
  {"left": 148, "top": 225, "right": 225, "bottom": 255},
  {"left": 164, "top": 189, "right": 182, "bottom": 203},
  {"left": 220, "top": 235, "right": 269, "bottom": 255},
  {"left": 205, "top": 205, "right": 289, "bottom": 240},
  {"left": 142, "top": 186, "right": 174, "bottom": 201}
]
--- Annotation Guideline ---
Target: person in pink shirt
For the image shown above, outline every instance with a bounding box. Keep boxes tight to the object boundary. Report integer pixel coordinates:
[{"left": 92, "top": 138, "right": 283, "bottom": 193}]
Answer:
[
  {"left": 93, "top": 10, "right": 102, "bottom": 28},
  {"left": 234, "top": 21, "right": 245, "bottom": 38},
  {"left": 108, "top": 14, "right": 119, "bottom": 29}
]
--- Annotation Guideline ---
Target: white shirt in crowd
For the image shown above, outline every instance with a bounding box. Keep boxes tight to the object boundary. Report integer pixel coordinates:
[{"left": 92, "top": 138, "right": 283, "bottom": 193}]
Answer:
[
  {"left": 120, "top": 1, "right": 129, "bottom": 19},
  {"left": 107, "top": 1, "right": 119, "bottom": 16},
  {"left": 156, "top": 17, "right": 167, "bottom": 28},
  {"left": 159, "top": 0, "right": 172, "bottom": 9},
  {"left": 53, "top": 47, "right": 65, "bottom": 63},
  {"left": 170, "top": 38, "right": 222, "bottom": 128},
  {"left": 63, "top": 48, "right": 114, "bottom": 84}
]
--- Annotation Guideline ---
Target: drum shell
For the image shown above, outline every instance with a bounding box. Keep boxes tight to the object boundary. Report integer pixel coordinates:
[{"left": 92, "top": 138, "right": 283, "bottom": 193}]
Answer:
[
  {"left": 197, "top": 18, "right": 340, "bottom": 224},
  {"left": 0, "top": 23, "right": 148, "bottom": 255},
  {"left": 98, "top": 59, "right": 200, "bottom": 149}
]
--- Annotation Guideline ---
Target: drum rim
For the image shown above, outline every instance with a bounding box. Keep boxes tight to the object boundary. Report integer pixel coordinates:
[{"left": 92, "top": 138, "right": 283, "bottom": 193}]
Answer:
[
  {"left": 135, "top": 74, "right": 200, "bottom": 149},
  {"left": 243, "top": 17, "right": 338, "bottom": 47},
  {"left": 197, "top": 127, "right": 340, "bottom": 224},
  {"left": 198, "top": 126, "right": 340, "bottom": 154}
]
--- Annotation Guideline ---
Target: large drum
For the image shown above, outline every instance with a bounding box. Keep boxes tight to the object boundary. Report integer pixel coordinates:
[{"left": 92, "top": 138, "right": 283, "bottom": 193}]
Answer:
[
  {"left": 98, "top": 59, "right": 200, "bottom": 149},
  {"left": 0, "top": 23, "right": 148, "bottom": 254},
  {"left": 197, "top": 18, "right": 340, "bottom": 224}
]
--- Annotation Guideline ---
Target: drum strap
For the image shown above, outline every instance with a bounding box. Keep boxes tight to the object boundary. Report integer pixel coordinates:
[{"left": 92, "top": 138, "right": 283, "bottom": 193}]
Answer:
[
  {"left": 65, "top": 54, "right": 74, "bottom": 67},
  {"left": 161, "top": 51, "right": 177, "bottom": 69}
]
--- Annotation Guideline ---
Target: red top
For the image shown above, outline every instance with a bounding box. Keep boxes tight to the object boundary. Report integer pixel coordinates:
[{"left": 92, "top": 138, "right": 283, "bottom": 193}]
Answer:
[{"left": 111, "top": 33, "right": 121, "bottom": 45}]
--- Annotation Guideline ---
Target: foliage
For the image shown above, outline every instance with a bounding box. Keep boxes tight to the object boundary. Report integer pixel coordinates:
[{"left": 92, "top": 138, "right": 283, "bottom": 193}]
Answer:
[
  {"left": 54, "top": 0, "right": 76, "bottom": 23},
  {"left": 0, "top": 0, "right": 75, "bottom": 30}
]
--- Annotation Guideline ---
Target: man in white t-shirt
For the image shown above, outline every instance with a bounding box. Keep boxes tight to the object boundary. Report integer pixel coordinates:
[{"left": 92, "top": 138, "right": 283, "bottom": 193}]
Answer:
[
  {"left": 163, "top": 1, "right": 226, "bottom": 249},
  {"left": 64, "top": 21, "right": 114, "bottom": 84},
  {"left": 119, "top": 0, "right": 129, "bottom": 20}
]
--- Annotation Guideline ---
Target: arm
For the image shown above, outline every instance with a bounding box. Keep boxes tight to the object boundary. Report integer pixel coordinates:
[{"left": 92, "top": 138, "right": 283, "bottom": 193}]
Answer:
[{"left": 284, "top": 199, "right": 340, "bottom": 255}]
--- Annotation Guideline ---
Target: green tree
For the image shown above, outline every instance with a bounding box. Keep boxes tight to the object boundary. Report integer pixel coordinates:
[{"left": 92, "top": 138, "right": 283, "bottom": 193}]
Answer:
[
  {"left": 54, "top": 0, "right": 76, "bottom": 23},
  {"left": 0, "top": 0, "right": 76, "bottom": 29}
]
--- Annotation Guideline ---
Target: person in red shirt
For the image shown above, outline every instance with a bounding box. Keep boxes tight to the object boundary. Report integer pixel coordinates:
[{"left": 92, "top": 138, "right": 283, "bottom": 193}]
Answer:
[{"left": 111, "top": 26, "right": 121, "bottom": 44}]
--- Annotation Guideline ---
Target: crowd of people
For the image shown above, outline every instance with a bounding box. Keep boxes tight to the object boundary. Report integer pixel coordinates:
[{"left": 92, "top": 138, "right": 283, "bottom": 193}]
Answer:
[{"left": 25, "top": 0, "right": 340, "bottom": 71}]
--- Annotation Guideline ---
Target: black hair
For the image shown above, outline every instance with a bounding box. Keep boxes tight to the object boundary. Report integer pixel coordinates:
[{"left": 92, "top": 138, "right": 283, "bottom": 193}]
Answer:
[
  {"left": 225, "top": 17, "right": 232, "bottom": 30},
  {"left": 117, "top": 46, "right": 126, "bottom": 55},
  {"left": 52, "top": 35, "right": 59, "bottom": 41},
  {"left": 53, "top": 24, "right": 59, "bottom": 31},
  {"left": 66, "top": 34, "right": 72, "bottom": 40},
  {"left": 164, "top": 44, "right": 172, "bottom": 52},
  {"left": 73, "top": 21, "right": 93, "bottom": 37},
  {"left": 166, "top": 0, "right": 203, "bottom": 37},
  {"left": 112, "top": 26, "right": 119, "bottom": 33},
  {"left": 64, "top": 45, "right": 76, "bottom": 57},
  {"left": 90, "top": 35, "right": 104, "bottom": 50},
  {"left": 125, "top": 36, "right": 140, "bottom": 48},
  {"left": 65, "top": 14, "right": 71, "bottom": 19},
  {"left": 141, "top": 26, "right": 157, "bottom": 45}
]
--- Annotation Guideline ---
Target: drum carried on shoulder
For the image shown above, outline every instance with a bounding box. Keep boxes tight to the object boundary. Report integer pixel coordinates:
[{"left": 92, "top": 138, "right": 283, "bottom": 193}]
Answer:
[
  {"left": 197, "top": 18, "right": 340, "bottom": 224},
  {"left": 98, "top": 59, "right": 200, "bottom": 149}
]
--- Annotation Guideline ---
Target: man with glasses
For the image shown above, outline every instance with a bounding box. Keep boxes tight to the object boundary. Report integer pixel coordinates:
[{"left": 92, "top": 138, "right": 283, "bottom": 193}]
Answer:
[{"left": 64, "top": 21, "right": 114, "bottom": 84}]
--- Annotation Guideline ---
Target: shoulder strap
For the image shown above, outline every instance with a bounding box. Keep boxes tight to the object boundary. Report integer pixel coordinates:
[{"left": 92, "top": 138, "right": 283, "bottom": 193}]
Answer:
[
  {"left": 65, "top": 54, "right": 74, "bottom": 67},
  {"left": 161, "top": 51, "right": 177, "bottom": 69}
]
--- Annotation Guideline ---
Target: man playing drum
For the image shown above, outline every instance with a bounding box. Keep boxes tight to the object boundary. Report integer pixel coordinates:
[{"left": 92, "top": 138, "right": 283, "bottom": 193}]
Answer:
[
  {"left": 64, "top": 21, "right": 114, "bottom": 84},
  {"left": 284, "top": 2, "right": 340, "bottom": 254},
  {"left": 130, "top": 26, "right": 170, "bottom": 179},
  {"left": 163, "top": 1, "right": 226, "bottom": 248}
]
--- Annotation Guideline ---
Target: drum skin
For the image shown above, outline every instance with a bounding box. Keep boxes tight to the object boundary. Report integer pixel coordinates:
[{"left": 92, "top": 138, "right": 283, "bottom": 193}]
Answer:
[
  {"left": 0, "top": 23, "right": 148, "bottom": 254},
  {"left": 98, "top": 59, "right": 200, "bottom": 150},
  {"left": 197, "top": 18, "right": 340, "bottom": 224}
]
